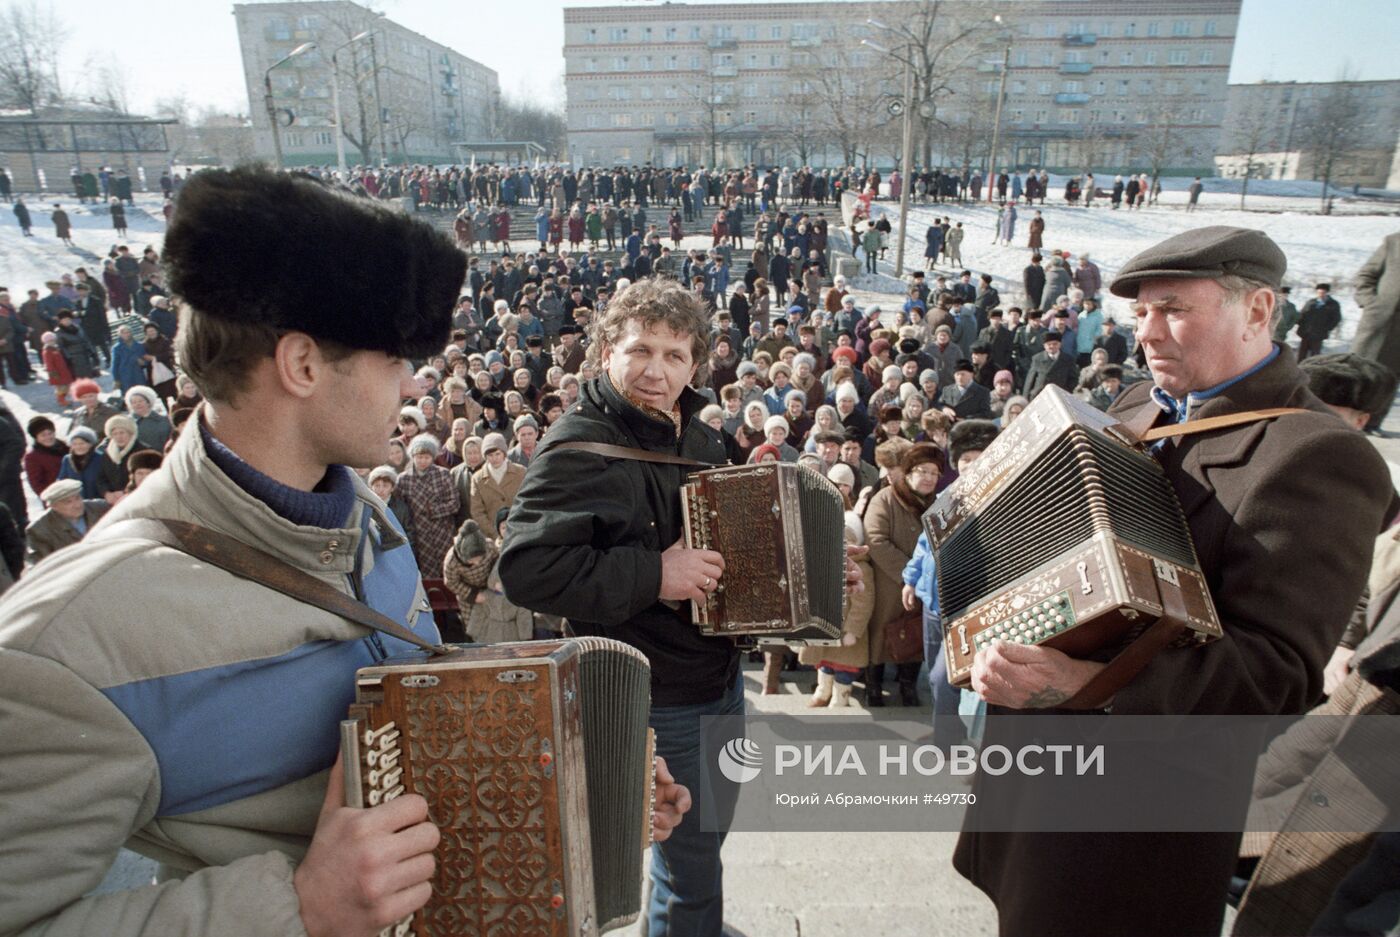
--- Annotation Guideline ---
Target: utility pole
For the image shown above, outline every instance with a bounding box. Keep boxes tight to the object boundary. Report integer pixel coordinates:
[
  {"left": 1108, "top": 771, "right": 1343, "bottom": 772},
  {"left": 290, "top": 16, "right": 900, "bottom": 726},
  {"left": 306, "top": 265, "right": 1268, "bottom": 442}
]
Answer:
[
  {"left": 987, "top": 34, "right": 1011, "bottom": 202},
  {"left": 895, "top": 58, "right": 914, "bottom": 277},
  {"left": 370, "top": 34, "right": 387, "bottom": 167},
  {"left": 263, "top": 42, "right": 317, "bottom": 171},
  {"left": 330, "top": 32, "right": 370, "bottom": 178}
]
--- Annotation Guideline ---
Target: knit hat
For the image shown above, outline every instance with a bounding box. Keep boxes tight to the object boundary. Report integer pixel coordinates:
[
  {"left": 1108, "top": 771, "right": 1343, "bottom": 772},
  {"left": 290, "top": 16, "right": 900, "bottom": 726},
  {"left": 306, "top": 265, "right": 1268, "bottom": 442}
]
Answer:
[
  {"left": 26, "top": 415, "right": 55, "bottom": 439},
  {"left": 67, "top": 426, "right": 98, "bottom": 445},
  {"left": 407, "top": 434, "right": 440, "bottom": 457},
  {"left": 919, "top": 369, "right": 938, "bottom": 386},
  {"left": 830, "top": 346, "right": 859, "bottom": 365},
  {"left": 40, "top": 479, "right": 83, "bottom": 505},
  {"left": 934, "top": 324, "right": 953, "bottom": 337},
  {"left": 737, "top": 361, "right": 760, "bottom": 378},
  {"left": 485, "top": 350, "right": 505, "bottom": 368},
  {"left": 994, "top": 369, "right": 1015, "bottom": 385},
  {"left": 763, "top": 414, "right": 790, "bottom": 435},
  {"left": 882, "top": 364, "right": 902, "bottom": 382},
  {"left": 869, "top": 338, "right": 891, "bottom": 358},
  {"left": 513, "top": 414, "right": 538, "bottom": 432},
  {"left": 127, "top": 449, "right": 163, "bottom": 474},
  {"left": 399, "top": 406, "right": 427, "bottom": 429},
  {"left": 71, "top": 378, "right": 101, "bottom": 398},
  {"left": 481, "top": 432, "right": 508, "bottom": 455},
  {"left": 751, "top": 443, "right": 783, "bottom": 462},
  {"left": 793, "top": 352, "right": 816, "bottom": 370},
  {"left": 104, "top": 414, "right": 137, "bottom": 438},
  {"left": 453, "top": 518, "right": 490, "bottom": 562},
  {"left": 368, "top": 465, "right": 398, "bottom": 487},
  {"left": 834, "top": 382, "right": 860, "bottom": 404},
  {"left": 827, "top": 462, "right": 856, "bottom": 488}
]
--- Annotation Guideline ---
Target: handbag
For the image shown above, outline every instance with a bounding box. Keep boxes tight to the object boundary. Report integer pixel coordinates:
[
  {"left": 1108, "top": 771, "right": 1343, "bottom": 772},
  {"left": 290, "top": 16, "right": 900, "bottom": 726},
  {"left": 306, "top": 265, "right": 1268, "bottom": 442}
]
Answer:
[{"left": 883, "top": 598, "right": 925, "bottom": 664}]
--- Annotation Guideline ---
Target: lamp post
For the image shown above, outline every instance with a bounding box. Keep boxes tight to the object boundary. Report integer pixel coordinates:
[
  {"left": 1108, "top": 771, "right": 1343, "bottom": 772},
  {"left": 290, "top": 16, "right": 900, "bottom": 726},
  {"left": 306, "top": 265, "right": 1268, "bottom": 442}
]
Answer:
[
  {"left": 864, "top": 22, "right": 915, "bottom": 278},
  {"left": 369, "top": 34, "right": 387, "bottom": 168},
  {"left": 331, "top": 31, "right": 371, "bottom": 179},
  {"left": 986, "top": 15, "right": 1012, "bottom": 202},
  {"left": 263, "top": 41, "right": 317, "bottom": 171}
]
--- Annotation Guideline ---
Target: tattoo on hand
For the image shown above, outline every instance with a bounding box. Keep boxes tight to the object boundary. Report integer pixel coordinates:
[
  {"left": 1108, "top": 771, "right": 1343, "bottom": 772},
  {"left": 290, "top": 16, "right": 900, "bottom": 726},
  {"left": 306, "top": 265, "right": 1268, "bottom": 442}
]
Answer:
[{"left": 1024, "top": 685, "right": 1069, "bottom": 709}]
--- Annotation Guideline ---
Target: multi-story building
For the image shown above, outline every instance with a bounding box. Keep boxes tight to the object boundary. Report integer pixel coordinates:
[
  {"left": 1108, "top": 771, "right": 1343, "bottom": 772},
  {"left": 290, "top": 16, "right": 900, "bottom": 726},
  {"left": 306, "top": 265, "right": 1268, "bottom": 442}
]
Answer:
[
  {"left": 563, "top": 0, "right": 1240, "bottom": 174},
  {"left": 234, "top": 0, "right": 499, "bottom": 166},
  {"left": 1216, "top": 80, "right": 1400, "bottom": 189}
]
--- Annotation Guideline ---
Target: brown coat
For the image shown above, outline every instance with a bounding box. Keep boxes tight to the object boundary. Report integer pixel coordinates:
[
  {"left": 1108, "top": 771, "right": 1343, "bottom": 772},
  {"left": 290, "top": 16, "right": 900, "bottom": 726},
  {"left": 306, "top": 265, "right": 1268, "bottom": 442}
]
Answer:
[
  {"left": 469, "top": 461, "right": 525, "bottom": 534},
  {"left": 1027, "top": 215, "right": 1044, "bottom": 250},
  {"left": 862, "top": 484, "right": 924, "bottom": 665},
  {"left": 799, "top": 524, "right": 875, "bottom": 670},
  {"left": 955, "top": 347, "right": 1395, "bottom": 937}
]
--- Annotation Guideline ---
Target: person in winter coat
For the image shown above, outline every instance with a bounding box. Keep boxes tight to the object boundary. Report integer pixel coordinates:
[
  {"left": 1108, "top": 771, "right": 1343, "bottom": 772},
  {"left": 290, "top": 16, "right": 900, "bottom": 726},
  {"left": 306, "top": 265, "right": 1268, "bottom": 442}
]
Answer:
[
  {"left": 1351, "top": 232, "right": 1400, "bottom": 429},
  {"left": 125, "top": 386, "right": 171, "bottom": 452},
  {"left": 1296, "top": 282, "right": 1343, "bottom": 360},
  {"left": 102, "top": 259, "right": 130, "bottom": 312},
  {"left": 22, "top": 416, "right": 67, "bottom": 499},
  {"left": 394, "top": 434, "right": 459, "bottom": 578},
  {"left": 93, "top": 414, "right": 154, "bottom": 503},
  {"left": 40, "top": 331, "right": 73, "bottom": 406},
  {"left": 0, "top": 400, "right": 26, "bottom": 529},
  {"left": 140, "top": 321, "right": 178, "bottom": 401},
  {"left": 1042, "top": 255, "right": 1073, "bottom": 307},
  {"left": 51, "top": 203, "right": 73, "bottom": 245},
  {"left": 12, "top": 197, "right": 32, "bottom": 236},
  {"left": 110, "top": 325, "right": 146, "bottom": 392},
  {"left": 925, "top": 222, "right": 945, "bottom": 271},
  {"left": 24, "top": 479, "right": 110, "bottom": 565},
  {"left": 67, "top": 378, "right": 119, "bottom": 437},
  {"left": 442, "top": 516, "right": 532, "bottom": 645},
  {"left": 56, "top": 426, "right": 102, "bottom": 497},
  {"left": 1027, "top": 211, "right": 1044, "bottom": 252},
  {"left": 1023, "top": 331, "right": 1078, "bottom": 399},
  {"left": 468, "top": 432, "right": 524, "bottom": 533},
  {"left": 54, "top": 311, "right": 99, "bottom": 379},
  {"left": 1023, "top": 254, "right": 1046, "bottom": 310}
]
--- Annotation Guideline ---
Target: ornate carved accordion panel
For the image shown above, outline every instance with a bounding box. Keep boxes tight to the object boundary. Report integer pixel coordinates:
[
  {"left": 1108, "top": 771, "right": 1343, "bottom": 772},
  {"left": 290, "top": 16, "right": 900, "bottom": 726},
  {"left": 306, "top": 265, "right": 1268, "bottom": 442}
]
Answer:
[
  {"left": 681, "top": 463, "right": 844, "bottom": 645},
  {"left": 343, "top": 637, "right": 654, "bottom": 936},
  {"left": 925, "top": 386, "right": 1223, "bottom": 687}
]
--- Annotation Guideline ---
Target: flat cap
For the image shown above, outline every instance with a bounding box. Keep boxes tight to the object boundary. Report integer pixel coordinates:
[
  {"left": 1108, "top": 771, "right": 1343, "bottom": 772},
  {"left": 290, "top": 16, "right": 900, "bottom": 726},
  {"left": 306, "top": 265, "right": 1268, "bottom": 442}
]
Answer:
[
  {"left": 41, "top": 479, "right": 83, "bottom": 505},
  {"left": 1109, "top": 226, "right": 1286, "bottom": 299}
]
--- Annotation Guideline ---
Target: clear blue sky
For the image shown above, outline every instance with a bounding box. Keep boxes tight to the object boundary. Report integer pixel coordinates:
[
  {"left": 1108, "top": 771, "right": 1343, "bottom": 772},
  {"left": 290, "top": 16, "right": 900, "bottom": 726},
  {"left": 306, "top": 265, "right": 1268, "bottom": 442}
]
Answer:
[{"left": 50, "top": 0, "right": 1400, "bottom": 116}]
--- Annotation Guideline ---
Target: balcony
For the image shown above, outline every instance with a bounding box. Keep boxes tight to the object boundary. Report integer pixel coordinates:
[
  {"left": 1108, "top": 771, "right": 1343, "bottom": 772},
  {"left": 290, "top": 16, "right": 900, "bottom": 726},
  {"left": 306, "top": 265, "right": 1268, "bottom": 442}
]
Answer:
[
  {"left": 1059, "top": 62, "right": 1093, "bottom": 75},
  {"left": 1054, "top": 92, "right": 1091, "bottom": 104},
  {"left": 712, "top": 65, "right": 738, "bottom": 77},
  {"left": 707, "top": 38, "right": 738, "bottom": 49},
  {"left": 1062, "top": 33, "right": 1097, "bottom": 47}
]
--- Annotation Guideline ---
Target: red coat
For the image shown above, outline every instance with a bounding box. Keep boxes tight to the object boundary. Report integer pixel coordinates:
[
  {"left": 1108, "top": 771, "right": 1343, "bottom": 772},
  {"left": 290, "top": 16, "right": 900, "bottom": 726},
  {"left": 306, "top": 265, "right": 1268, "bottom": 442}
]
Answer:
[
  {"left": 23, "top": 444, "right": 66, "bottom": 497},
  {"left": 493, "top": 211, "right": 511, "bottom": 241},
  {"left": 42, "top": 345, "right": 73, "bottom": 387},
  {"left": 568, "top": 215, "right": 585, "bottom": 243},
  {"left": 548, "top": 215, "right": 563, "bottom": 245}
]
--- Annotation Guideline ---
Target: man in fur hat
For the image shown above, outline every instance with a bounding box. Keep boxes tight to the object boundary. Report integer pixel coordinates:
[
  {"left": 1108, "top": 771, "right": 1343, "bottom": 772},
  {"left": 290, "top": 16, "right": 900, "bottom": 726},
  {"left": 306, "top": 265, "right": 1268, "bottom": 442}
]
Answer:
[{"left": 0, "top": 167, "right": 692, "bottom": 936}]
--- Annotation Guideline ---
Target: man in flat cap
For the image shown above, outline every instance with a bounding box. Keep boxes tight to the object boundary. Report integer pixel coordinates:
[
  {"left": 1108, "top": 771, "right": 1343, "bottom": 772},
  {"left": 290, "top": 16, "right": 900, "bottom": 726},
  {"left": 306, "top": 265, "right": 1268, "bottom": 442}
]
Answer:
[
  {"left": 956, "top": 226, "right": 1396, "bottom": 936},
  {"left": 24, "top": 478, "right": 109, "bottom": 563},
  {"left": 0, "top": 167, "right": 693, "bottom": 936}
]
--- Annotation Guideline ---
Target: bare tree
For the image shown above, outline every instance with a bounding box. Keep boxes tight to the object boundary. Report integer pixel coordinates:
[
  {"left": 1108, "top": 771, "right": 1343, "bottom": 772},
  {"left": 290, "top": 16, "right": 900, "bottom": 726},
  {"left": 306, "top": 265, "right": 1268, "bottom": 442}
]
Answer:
[
  {"left": 1224, "top": 96, "right": 1281, "bottom": 209},
  {"left": 0, "top": 0, "right": 67, "bottom": 113},
  {"left": 318, "top": 2, "right": 385, "bottom": 165},
  {"left": 789, "top": 45, "right": 888, "bottom": 167},
  {"left": 497, "top": 95, "right": 567, "bottom": 158},
  {"left": 678, "top": 70, "right": 740, "bottom": 167},
  {"left": 84, "top": 60, "right": 133, "bottom": 115},
  {"left": 1296, "top": 73, "right": 1367, "bottom": 211},
  {"left": 1133, "top": 103, "right": 1202, "bottom": 195}
]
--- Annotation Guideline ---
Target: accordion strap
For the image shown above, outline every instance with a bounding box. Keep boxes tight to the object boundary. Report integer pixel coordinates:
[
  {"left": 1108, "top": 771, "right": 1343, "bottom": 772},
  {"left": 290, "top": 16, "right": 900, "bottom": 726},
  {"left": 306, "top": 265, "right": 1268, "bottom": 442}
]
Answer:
[
  {"left": 550, "top": 439, "right": 708, "bottom": 467},
  {"left": 1063, "top": 549, "right": 1197, "bottom": 710},
  {"left": 98, "top": 517, "right": 454, "bottom": 657},
  {"left": 1123, "top": 402, "right": 1308, "bottom": 445}
]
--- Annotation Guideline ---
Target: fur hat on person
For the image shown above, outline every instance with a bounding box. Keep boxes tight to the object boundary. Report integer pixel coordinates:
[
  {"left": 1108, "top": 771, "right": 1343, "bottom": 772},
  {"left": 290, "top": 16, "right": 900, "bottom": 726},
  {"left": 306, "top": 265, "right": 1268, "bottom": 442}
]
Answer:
[
  {"left": 763, "top": 414, "right": 790, "bottom": 435},
  {"left": 827, "top": 462, "right": 856, "bottom": 489},
  {"left": 834, "top": 382, "right": 860, "bottom": 404},
  {"left": 737, "top": 361, "right": 760, "bottom": 378},
  {"left": 406, "top": 434, "right": 440, "bottom": 458},
  {"left": 71, "top": 378, "right": 101, "bottom": 399},
  {"left": 481, "top": 432, "right": 508, "bottom": 455},
  {"left": 900, "top": 441, "right": 946, "bottom": 476},
  {"left": 830, "top": 346, "right": 859, "bottom": 366},
  {"left": 124, "top": 385, "right": 160, "bottom": 410},
  {"left": 1300, "top": 353, "right": 1399, "bottom": 418},
  {"left": 162, "top": 166, "right": 465, "bottom": 358},
  {"left": 950, "top": 419, "right": 1001, "bottom": 466},
  {"left": 368, "top": 465, "right": 398, "bottom": 487},
  {"left": 399, "top": 406, "right": 427, "bottom": 429},
  {"left": 26, "top": 415, "right": 55, "bottom": 439},
  {"left": 127, "top": 449, "right": 164, "bottom": 475},
  {"left": 40, "top": 479, "right": 83, "bottom": 505},
  {"left": 67, "top": 426, "right": 98, "bottom": 445},
  {"left": 882, "top": 364, "right": 902, "bottom": 383},
  {"left": 699, "top": 403, "right": 725, "bottom": 424},
  {"left": 104, "top": 414, "right": 137, "bottom": 438}
]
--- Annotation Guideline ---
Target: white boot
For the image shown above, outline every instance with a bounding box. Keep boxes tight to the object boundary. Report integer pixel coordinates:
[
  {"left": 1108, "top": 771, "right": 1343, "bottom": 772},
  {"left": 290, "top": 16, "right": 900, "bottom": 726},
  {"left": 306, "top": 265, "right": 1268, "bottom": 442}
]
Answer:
[
  {"left": 808, "top": 670, "right": 834, "bottom": 707},
  {"left": 829, "top": 682, "right": 854, "bottom": 708}
]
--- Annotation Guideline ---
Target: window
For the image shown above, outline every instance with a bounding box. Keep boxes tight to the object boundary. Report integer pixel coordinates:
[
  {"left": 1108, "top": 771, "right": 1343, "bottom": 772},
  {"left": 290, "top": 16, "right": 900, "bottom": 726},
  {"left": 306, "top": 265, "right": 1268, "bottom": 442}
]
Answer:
[
  {"left": 1204, "top": 20, "right": 1218, "bottom": 36},
  {"left": 744, "top": 25, "right": 757, "bottom": 40},
  {"left": 642, "top": 27, "right": 652, "bottom": 41},
  {"left": 665, "top": 84, "right": 678, "bottom": 98},
  {"left": 1115, "top": 110, "right": 1126, "bottom": 122},
  {"left": 689, "top": 55, "right": 700, "bottom": 69},
  {"left": 638, "top": 112, "right": 653, "bottom": 126},
  {"left": 1042, "top": 51, "right": 1056, "bottom": 66},
  {"left": 1199, "top": 49, "right": 1213, "bottom": 65},
  {"left": 1124, "top": 23, "right": 1136, "bottom": 37},
  {"left": 584, "top": 87, "right": 598, "bottom": 101},
  {"left": 715, "top": 25, "right": 732, "bottom": 40},
  {"left": 1138, "top": 79, "right": 1154, "bottom": 94},
  {"left": 985, "top": 80, "right": 999, "bottom": 94},
  {"left": 312, "top": 131, "right": 333, "bottom": 146},
  {"left": 746, "top": 53, "right": 757, "bottom": 67},
  {"left": 1059, "top": 109, "right": 1079, "bottom": 124},
  {"left": 640, "top": 56, "right": 652, "bottom": 70},
  {"left": 1146, "top": 22, "right": 1160, "bottom": 37},
  {"left": 1034, "top": 109, "right": 1048, "bottom": 122},
  {"left": 1011, "top": 80, "right": 1026, "bottom": 94},
  {"left": 769, "top": 53, "right": 783, "bottom": 67},
  {"left": 613, "top": 56, "right": 629, "bottom": 71},
  {"left": 743, "top": 82, "right": 757, "bottom": 97},
  {"left": 1120, "top": 51, "right": 1133, "bottom": 65},
  {"left": 1064, "top": 51, "right": 1082, "bottom": 64},
  {"left": 612, "top": 112, "right": 631, "bottom": 127},
  {"left": 586, "top": 57, "right": 598, "bottom": 72},
  {"left": 1189, "top": 108, "right": 1205, "bottom": 121},
  {"left": 1071, "top": 22, "right": 1087, "bottom": 34},
  {"left": 1172, "top": 20, "right": 1190, "bottom": 36},
  {"left": 1089, "top": 109, "right": 1102, "bottom": 122},
  {"left": 1014, "top": 50, "right": 1028, "bottom": 67},
  {"left": 665, "top": 55, "right": 678, "bottom": 70},
  {"left": 665, "top": 26, "right": 677, "bottom": 41},
  {"left": 617, "top": 147, "right": 630, "bottom": 161},
  {"left": 1168, "top": 50, "right": 1188, "bottom": 65},
  {"left": 1099, "top": 50, "right": 1110, "bottom": 63},
  {"left": 743, "top": 110, "right": 757, "bottom": 124},
  {"left": 1194, "top": 79, "right": 1209, "bottom": 95},
  {"left": 1038, "top": 81, "right": 1052, "bottom": 95},
  {"left": 1094, "top": 80, "right": 1106, "bottom": 94},
  {"left": 586, "top": 114, "right": 601, "bottom": 128},
  {"left": 609, "top": 85, "right": 631, "bottom": 100},
  {"left": 585, "top": 28, "right": 597, "bottom": 43},
  {"left": 609, "top": 28, "right": 628, "bottom": 41},
  {"left": 1099, "top": 22, "right": 1113, "bottom": 38},
  {"left": 1164, "top": 79, "right": 1181, "bottom": 94},
  {"left": 689, "top": 25, "right": 701, "bottom": 39},
  {"left": 771, "top": 25, "right": 782, "bottom": 39},
  {"left": 665, "top": 111, "right": 678, "bottom": 126},
  {"left": 1135, "top": 110, "right": 1148, "bottom": 123},
  {"left": 1144, "top": 50, "right": 1157, "bottom": 65},
  {"left": 1009, "top": 109, "right": 1023, "bottom": 123},
  {"left": 1064, "top": 80, "right": 1082, "bottom": 93},
  {"left": 1044, "top": 22, "right": 1057, "bottom": 37}
]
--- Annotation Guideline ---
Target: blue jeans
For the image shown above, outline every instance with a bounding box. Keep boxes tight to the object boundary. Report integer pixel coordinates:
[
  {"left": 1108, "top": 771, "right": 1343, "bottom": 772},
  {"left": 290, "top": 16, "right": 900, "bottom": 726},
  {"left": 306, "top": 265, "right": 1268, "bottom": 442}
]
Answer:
[
  {"left": 922, "top": 606, "right": 965, "bottom": 748},
  {"left": 647, "top": 670, "right": 745, "bottom": 937}
]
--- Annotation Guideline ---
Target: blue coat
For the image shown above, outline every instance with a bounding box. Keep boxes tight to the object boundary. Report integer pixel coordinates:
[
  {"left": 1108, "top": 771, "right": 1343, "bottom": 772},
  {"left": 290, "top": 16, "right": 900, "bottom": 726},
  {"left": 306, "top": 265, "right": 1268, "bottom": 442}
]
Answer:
[
  {"left": 925, "top": 226, "right": 944, "bottom": 259},
  {"left": 58, "top": 453, "right": 103, "bottom": 498},
  {"left": 902, "top": 531, "right": 939, "bottom": 610},
  {"left": 535, "top": 212, "right": 549, "bottom": 242},
  {"left": 111, "top": 338, "right": 146, "bottom": 391}
]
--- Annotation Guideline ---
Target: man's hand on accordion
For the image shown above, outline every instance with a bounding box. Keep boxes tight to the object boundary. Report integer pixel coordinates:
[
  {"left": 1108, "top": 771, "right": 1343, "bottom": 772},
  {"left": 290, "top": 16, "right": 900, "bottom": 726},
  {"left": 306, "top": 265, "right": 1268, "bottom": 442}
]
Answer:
[
  {"left": 659, "top": 539, "right": 726, "bottom": 603},
  {"left": 651, "top": 755, "right": 693, "bottom": 844},
  {"left": 970, "top": 639, "right": 1109, "bottom": 710},
  {"left": 294, "top": 749, "right": 441, "bottom": 937}
]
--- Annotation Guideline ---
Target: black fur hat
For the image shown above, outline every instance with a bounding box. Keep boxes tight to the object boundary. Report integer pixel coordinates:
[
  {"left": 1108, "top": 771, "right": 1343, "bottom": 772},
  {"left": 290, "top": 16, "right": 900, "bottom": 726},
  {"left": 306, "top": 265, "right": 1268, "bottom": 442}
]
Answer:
[
  {"left": 163, "top": 167, "right": 466, "bottom": 358},
  {"left": 949, "top": 419, "right": 1000, "bottom": 466},
  {"left": 1299, "top": 353, "right": 1398, "bottom": 417}
]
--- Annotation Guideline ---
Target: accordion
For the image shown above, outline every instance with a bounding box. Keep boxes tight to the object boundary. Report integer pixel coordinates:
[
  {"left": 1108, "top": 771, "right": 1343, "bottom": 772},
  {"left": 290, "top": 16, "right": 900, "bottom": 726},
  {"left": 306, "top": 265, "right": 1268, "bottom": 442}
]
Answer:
[
  {"left": 680, "top": 462, "right": 844, "bottom": 646},
  {"left": 342, "top": 637, "right": 655, "bottom": 937},
  {"left": 925, "top": 386, "right": 1223, "bottom": 690}
]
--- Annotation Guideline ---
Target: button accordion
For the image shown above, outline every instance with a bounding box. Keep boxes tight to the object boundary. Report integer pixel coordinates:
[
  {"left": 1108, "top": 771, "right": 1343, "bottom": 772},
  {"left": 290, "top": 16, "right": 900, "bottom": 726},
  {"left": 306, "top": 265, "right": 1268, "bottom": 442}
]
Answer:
[
  {"left": 680, "top": 462, "right": 845, "bottom": 646},
  {"left": 342, "top": 637, "right": 655, "bottom": 936},
  {"left": 925, "top": 386, "right": 1223, "bottom": 689}
]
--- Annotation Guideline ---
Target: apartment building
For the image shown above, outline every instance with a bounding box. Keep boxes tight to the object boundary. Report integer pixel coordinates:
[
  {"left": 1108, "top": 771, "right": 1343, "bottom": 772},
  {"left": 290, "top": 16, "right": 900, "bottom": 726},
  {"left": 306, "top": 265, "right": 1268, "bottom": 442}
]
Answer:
[
  {"left": 234, "top": 0, "right": 499, "bottom": 166},
  {"left": 1216, "top": 80, "right": 1400, "bottom": 189},
  {"left": 563, "top": 0, "right": 1240, "bottom": 174}
]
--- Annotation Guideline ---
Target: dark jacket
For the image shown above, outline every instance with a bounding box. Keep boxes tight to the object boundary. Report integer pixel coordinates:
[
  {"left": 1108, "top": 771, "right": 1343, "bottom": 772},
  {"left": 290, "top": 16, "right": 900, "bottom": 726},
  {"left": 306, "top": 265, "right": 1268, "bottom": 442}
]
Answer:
[
  {"left": 1022, "top": 263, "right": 1045, "bottom": 308},
  {"left": 937, "top": 380, "right": 993, "bottom": 420},
  {"left": 1297, "top": 296, "right": 1342, "bottom": 341},
  {"left": 977, "top": 324, "right": 1014, "bottom": 370},
  {"left": 1092, "top": 331, "right": 1129, "bottom": 365},
  {"left": 1023, "top": 351, "right": 1078, "bottom": 399},
  {"left": 55, "top": 324, "right": 99, "bottom": 379},
  {"left": 956, "top": 346, "right": 1395, "bottom": 937},
  {"left": 498, "top": 376, "right": 736, "bottom": 707}
]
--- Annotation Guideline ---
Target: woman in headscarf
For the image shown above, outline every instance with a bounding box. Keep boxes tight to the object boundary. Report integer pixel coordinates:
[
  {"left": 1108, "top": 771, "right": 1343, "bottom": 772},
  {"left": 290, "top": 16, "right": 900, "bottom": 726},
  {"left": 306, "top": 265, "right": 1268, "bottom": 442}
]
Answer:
[
  {"left": 385, "top": 438, "right": 408, "bottom": 476},
  {"left": 782, "top": 389, "right": 813, "bottom": 446},
  {"left": 94, "top": 414, "right": 154, "bottom": 503},
  {"left": 57, "top": 427, "right": 102, "bottom": 498},
  {"left": 418, "top": 395, "right": 447, "bottom": 442},
  {"left": 439, "top": 418, "right": 472, "bottom": 469},
  {"left": 733, "top": 400, "right": 769, "bottom": 463},
  {"left": 367, "top": 465, "right": 412, "bottom": 538},
  {"left": 125, "top": 386, "right": 171, "bottom": 451},
  {"left": 171, "top": 374, "right": 203, "bottom": 412},
  {"left": 394, "top": 434, "right": 459, "bottom": 578},
  {"left": 442, "top": 517, "right": 531, "bottom": 645},
  {"left": 802, "top": 404, "right": 841, "bottom": 453},
  {"left": 439, "top": 376, "right": 481, "bottom": 430},
  {"left": 708, "top": 335, "right": 740, "bottom": 396}
]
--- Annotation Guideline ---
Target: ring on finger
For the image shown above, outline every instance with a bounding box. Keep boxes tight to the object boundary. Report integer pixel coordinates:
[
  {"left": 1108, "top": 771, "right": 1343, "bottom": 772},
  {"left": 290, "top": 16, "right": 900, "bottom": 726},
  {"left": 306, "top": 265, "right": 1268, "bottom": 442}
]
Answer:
[{"left": 703, "top": 576, "right": 712, "bottom": 589}]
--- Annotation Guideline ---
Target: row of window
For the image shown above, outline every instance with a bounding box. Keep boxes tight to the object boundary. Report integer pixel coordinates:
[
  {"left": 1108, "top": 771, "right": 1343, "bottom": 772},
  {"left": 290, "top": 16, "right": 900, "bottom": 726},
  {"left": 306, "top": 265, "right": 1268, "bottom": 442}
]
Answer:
[
  {"left": 1016, "top": 47, "right": 1215, "bottom": 67},
  {"left": 989, "top": 77, "right": 1216, "bottom": 96},
  {"left": 581, "top": 52, "right": 790, "bottom": 72},
  {"left": 580, "top": 18, "right": 1223, "bottom": 45},
  {"left": 1005, "top": 107, "right": 1210, "bottom": 125},
  {"left": 283, "top": 131, "right": 336, "bottom": 147},
  {"left": 578, "top": 110, "right": 763, "bottom": 129},
  {"left": 1030, "top": 19, "right": 1221, "bottom": 38}
]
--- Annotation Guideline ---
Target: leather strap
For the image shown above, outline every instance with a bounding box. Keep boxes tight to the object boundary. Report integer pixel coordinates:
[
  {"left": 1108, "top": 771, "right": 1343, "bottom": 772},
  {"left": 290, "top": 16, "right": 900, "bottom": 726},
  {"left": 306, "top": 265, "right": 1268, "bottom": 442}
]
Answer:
[
  {"left": 1063, "top": 570, "right": 1194, "bottom": 710},
  {"left": 549, "top": 439, "right": 709, "bottom": 468},
  {"left": 1136, "top": 407, "right": 1308, "bottom": 443},
  {"left": 99, "top": 518, "right": 453, "bottom": 656}
]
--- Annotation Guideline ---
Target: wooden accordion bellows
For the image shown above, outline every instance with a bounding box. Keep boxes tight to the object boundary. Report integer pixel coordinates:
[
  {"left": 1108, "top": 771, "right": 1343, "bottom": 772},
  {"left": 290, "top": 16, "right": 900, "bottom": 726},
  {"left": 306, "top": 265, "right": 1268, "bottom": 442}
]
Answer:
[
  {"left": 681, "top": 462, "right": 845, "bottom": 646},
  {"left": 342, "top": 637, "right": 655, "bottom": 936},
  {"left": 925, "top": 386, "right": 1223, "bottom": 688}
]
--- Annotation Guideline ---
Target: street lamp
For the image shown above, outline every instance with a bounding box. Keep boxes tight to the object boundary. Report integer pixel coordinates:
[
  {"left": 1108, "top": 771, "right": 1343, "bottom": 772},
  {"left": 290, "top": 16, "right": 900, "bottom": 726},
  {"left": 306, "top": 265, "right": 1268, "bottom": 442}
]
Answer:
[
  {"left": 331, "top": 30, "right": 371, "bottom": 178},
  {"left": 986, "top": 14, "right": 1013, "bottom": 203},
  {"left": 864, "top": 20, "right": 915, "bottom": 278},
  {"left": 264, "top": 41, "right": 317, "bottom": 171}
]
